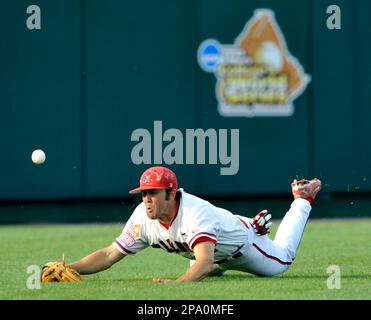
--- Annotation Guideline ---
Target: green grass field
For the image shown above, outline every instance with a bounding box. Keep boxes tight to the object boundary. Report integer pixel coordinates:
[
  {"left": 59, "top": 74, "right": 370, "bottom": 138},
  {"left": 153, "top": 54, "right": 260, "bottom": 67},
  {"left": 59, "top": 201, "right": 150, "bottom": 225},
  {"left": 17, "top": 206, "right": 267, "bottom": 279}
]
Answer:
[{"left": 0, "top": 219, "right": 370, "bottom": 300}]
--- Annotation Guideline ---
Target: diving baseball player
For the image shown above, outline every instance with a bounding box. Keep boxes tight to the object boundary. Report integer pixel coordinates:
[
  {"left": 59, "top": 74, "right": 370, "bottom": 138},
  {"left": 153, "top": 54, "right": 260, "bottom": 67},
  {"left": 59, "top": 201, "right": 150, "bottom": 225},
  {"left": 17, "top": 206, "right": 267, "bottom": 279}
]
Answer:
[{"left": 69, "top": 166, "right": 322, "bottom": 282}]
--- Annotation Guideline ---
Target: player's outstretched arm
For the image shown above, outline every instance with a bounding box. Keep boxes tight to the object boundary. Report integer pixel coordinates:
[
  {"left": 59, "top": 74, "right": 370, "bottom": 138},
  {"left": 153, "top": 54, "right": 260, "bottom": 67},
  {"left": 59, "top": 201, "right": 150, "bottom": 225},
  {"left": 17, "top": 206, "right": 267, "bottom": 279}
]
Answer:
[
  {"left": 153, "top": 242, "right": 215, "bottom": 283},
  {"left": 69, "top": 244, "right": 125, "bottom": 275}
]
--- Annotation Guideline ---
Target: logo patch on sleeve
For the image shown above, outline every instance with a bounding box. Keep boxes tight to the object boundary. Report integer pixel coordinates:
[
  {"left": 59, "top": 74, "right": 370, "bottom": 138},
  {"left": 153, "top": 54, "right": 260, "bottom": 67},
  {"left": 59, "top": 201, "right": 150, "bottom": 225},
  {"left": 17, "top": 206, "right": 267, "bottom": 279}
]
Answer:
[{"left": 123, "top": 224, "right": 141, "bottom": 247}]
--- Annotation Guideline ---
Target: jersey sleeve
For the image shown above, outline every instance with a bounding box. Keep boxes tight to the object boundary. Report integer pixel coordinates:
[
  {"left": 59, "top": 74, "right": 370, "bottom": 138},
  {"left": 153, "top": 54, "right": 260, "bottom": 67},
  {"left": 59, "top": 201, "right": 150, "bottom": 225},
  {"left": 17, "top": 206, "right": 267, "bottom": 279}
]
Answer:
[
  {"left": 186, "top": 206, "right": 219, "bottom": 249},
  {"left": 113, "top": 203, "right": 149, "bottom": 255}
]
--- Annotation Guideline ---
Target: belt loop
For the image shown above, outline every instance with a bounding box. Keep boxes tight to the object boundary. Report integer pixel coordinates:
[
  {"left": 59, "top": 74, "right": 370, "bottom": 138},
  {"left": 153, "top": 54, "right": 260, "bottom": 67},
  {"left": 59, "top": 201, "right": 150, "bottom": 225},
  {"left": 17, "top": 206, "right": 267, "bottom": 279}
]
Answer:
[{"left": 215, "top": 246, "right": 244, "bottom": 264}]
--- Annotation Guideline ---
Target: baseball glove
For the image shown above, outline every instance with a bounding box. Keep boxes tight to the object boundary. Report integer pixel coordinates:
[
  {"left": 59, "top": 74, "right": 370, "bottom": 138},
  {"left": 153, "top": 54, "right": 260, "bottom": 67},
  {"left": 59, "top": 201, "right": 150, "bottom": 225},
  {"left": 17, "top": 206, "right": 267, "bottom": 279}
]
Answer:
[{"left": 41, "top": 254, "right": 83, "bottom": 283}]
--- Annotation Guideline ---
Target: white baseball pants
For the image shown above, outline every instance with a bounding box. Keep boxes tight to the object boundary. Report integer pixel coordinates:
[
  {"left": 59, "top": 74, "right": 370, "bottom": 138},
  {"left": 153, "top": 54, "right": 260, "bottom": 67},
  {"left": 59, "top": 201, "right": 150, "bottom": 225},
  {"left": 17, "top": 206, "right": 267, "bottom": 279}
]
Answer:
[{"left": 220, "top": 198, "right": 312, "bottom": 276}]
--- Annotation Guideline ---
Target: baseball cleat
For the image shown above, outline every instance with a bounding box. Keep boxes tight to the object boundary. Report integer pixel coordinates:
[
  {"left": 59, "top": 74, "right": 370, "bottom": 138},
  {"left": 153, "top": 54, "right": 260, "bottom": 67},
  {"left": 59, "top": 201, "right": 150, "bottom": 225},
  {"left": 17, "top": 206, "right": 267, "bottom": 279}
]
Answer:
[{"left": 291, "top": 178, "right": 322, "bottom": 205}]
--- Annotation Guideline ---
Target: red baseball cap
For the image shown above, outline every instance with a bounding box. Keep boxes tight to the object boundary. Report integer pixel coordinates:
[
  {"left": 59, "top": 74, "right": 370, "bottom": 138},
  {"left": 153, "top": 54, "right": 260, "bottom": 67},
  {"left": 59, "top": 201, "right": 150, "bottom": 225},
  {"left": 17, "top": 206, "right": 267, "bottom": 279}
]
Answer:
[{"left": 129, "top": 166, "right": 178, "bottom": 194}]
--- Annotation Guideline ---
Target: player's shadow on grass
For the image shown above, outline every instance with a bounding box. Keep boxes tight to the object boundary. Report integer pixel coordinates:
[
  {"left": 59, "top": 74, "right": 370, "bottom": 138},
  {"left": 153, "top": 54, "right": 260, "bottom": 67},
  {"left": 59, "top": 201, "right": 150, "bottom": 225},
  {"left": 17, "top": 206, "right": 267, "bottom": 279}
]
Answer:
[
  {"left": 218, "top": 274, "right": 367, "bottom": 280},
  {"left": 278, "top": 274, "right": 367, "bottom": 280}
]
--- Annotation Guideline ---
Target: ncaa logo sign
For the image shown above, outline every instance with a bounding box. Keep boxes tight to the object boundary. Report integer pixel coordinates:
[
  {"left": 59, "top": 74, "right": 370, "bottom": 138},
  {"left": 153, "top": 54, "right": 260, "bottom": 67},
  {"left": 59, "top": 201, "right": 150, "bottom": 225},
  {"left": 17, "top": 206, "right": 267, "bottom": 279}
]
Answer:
[
  {"left": 197, "top": 39, "right": 222, "bottom": 72},
  {"left": 197, "top": 9, "right": 310, "bottom": 118}
]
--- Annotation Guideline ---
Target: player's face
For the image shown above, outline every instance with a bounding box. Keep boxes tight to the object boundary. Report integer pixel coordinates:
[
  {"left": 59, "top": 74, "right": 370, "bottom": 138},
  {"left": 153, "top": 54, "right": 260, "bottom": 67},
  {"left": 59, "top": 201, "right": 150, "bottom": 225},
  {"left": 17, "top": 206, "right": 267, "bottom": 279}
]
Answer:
[{"left": 141, "top": 189, "right": 172, "bottom": 220}]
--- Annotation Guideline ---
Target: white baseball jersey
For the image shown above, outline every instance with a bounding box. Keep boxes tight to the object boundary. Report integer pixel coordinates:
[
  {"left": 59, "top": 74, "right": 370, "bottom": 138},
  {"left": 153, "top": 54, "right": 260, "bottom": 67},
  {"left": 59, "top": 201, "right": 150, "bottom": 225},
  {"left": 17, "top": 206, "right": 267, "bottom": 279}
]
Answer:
[{"left": 113, "top": 188, "right": 255, "bottom": 262}]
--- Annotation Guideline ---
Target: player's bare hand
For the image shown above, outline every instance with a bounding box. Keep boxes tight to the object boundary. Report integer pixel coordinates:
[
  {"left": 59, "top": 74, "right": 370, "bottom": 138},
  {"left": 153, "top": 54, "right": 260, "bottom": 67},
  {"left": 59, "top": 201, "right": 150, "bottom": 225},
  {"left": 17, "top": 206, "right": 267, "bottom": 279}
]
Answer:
[
  {"left": 251, "top": 209, "right": 272, "bottom": 236},
  {"left": 152, "top": 277, "right": 174, "bottom": 283}
]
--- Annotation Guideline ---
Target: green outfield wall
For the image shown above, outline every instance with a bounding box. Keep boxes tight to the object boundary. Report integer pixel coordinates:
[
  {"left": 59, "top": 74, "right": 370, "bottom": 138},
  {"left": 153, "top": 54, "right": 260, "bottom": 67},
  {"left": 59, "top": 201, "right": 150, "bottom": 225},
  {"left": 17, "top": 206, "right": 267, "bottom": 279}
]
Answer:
[{"left": 1, "top": 0, "right": 370, "bottom": 214}]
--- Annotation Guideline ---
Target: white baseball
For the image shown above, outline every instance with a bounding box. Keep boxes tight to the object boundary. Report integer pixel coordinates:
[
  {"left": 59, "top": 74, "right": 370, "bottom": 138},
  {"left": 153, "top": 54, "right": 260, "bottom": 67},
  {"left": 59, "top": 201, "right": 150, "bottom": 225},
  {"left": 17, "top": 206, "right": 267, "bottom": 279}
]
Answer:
[{"left": 31, "top": 149, "right": 46, "bottom": 164}]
